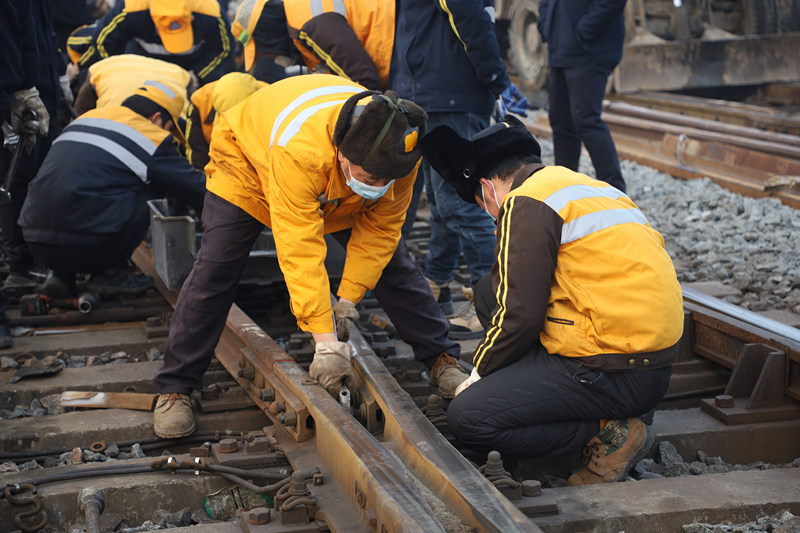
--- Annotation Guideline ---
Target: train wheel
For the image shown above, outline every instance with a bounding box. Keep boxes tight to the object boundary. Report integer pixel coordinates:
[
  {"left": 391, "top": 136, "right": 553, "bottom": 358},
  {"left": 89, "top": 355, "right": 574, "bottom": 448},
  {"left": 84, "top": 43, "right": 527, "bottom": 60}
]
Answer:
[{"left": 508, "top": 0, "right": 549, "bottom": 90}]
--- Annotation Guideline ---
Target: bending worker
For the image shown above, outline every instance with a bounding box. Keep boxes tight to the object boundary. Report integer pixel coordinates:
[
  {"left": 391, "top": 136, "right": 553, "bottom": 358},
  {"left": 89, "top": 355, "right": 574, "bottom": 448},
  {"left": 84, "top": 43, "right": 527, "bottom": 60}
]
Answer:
[
  {"left": 184, "top": 72, "right": 266, "bottom": 170},
  {"left": 420, "top": 115, "right": 683, "bottom": 485},
  {"left": 76, "top": 0, "right": 232, "bottom": 86},
  {"left": 153, "top": 74, "right": 468, "bottom": 439},
  {"left": 19, "top": 81, "right": 206, "bottom": 297}
]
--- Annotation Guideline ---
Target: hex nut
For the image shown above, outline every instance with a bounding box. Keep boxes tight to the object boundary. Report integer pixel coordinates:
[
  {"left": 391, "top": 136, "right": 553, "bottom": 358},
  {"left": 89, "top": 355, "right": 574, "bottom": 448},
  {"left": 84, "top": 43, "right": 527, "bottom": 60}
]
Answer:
[
  {"left": 521, "top": 479, "right": 542, "bottom": 497},
  {"left": 219, "top": 438, "right": 239, "bottom": 453},
  {"left": 715, "top": 394, "right": 734, "bottom": 408},
  {"left": 246, "top": 507, "right": 271, "bottom": 525}
]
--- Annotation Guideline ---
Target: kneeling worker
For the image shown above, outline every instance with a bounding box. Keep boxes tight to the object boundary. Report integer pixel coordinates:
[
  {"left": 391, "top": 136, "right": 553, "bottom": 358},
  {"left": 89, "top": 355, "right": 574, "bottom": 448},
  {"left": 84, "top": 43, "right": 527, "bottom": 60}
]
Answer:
[
  {"left": 153, "top": 74, "right": 467, "bottom": 439},
  {"left": 19, "top": 81, "right": 206, "bottom": 296},
  {"left": 420, "top": 115, "right": 684, "bottom": 485}
]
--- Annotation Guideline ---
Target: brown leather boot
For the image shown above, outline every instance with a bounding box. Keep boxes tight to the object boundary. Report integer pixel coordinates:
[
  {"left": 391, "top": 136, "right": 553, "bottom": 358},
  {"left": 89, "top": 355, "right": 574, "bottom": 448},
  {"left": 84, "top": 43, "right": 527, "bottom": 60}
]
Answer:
[
  {"left": 153, "top": 393, "right": 195, "bottom": 438},
  {"left": 567, "top": 418, "right": 654, "bottom": 485},
  {"left": 429, "top": 353, "right": 468, "bottom": 399}
]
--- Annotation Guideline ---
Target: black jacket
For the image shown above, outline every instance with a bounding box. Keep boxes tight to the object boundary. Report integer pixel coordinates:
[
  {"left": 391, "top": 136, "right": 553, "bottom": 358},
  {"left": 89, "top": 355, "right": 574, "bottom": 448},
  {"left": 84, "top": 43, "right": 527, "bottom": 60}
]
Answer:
[
  {"left": 388, "top": 0, "right": 509, "bottom": 115},
  {"left": 538, "top": 0, "right": 626, "bottom": 69},
  {"left": 0, "top": 0, "right": 65, "bottom": 121},
  {"left": 20, "top": 106, "right": 206, "bottom": 247}
]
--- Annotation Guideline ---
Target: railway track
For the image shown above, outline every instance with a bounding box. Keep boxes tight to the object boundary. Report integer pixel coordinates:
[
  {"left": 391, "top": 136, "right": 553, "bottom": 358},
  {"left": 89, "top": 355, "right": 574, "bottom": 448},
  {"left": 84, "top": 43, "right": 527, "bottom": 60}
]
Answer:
[
  {"left": 1, "top": 229, "right": 799, "bottom": 533},
  {"left": 522, "top": 93, "right": 800, "bottom": 209},
  {"left": 2, "top": 90, "right": 799, "bottom": 533}
]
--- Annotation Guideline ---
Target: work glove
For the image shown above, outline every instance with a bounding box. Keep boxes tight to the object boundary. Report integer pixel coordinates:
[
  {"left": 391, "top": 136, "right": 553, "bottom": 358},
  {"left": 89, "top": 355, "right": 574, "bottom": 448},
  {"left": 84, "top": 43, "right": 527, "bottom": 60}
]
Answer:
[
  {"left": 454, "top": 366, "right": 482, "bottom": 397},
  {"left": 59, "top": 75, "right": 74, "bottom": 109},
  {"left": 333, "top": 299, "right": 360, "bottom": 342},
  {"left": 309, "top": 340, "right": 358, "bottom": 397},
  {"left": 500, "top": 83, "right": 530, "bottom": 117},
  {"left": 11, "top": 88, "right": 49, "bottom": 151}
]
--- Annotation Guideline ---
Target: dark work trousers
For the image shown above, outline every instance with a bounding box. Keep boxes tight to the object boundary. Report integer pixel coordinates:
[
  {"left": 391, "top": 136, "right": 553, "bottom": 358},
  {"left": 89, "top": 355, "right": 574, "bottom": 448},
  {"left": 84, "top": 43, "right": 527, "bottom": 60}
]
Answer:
[
  {"left": 548, "top": 66, "right": 626, "bottom": 193},
  {"left": 0, "top": 125, "right": 56, "bottom": 274},
  {"left": 27, "top": 193, "right": 151, "bottom": 275},
  {"left": 450, "top": 272, "right": 671, "bottom": 457},
  {"left": 155, "top": 191, "right": 460, "bottom": 394}
]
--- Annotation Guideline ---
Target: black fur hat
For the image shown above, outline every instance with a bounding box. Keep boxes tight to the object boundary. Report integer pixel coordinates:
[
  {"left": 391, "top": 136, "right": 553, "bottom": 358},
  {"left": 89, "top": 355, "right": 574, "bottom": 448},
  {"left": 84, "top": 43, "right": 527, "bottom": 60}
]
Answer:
[
  {"left": 334, "top": 90, "right": 428, "bottom": 180},
  {"left": 420, "top": 114, "right": 541, "bottom": 204}
]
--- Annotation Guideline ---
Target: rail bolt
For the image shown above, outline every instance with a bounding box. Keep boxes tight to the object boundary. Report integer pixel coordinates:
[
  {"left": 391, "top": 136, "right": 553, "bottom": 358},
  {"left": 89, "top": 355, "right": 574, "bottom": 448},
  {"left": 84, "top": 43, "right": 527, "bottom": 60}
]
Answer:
[
  {"left": 259, "top": 387, "right": 275, "bottom": 402},
  {"left": 715, "top": 394, "right": 735, "bottom": 408},
  {"left": 280, "top": 411, "right": 297, "bottom": 426},
  {"left": 238, "top": 367, "right": 255, "bottom": 380},
  {"left": 245, "top": 507, "right": 271, "bottom": 525},
  {"left": 219, "top": 438, "right": 239, "bottom": 453},
  {"left": 521, "top": 480, "right": 542, "bottom": 497}
]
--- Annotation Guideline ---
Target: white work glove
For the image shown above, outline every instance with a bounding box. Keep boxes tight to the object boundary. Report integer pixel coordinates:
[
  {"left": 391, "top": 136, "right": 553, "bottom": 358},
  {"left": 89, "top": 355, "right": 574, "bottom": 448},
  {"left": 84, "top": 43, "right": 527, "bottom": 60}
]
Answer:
[
  {"left": 454, "top": 367, "right": 481, "bottom": 397},
  {"left": 59, "top": 75, "right": 74, "bottom": 108},
  {"left": 309, "top": 340, "right": 357, "bottom": 397},
  {"left": 11, "top": 87, "right": 49, "bottom": 150},
  {"left": 333, "top": 299, "right": 360, "bottom": 342}
]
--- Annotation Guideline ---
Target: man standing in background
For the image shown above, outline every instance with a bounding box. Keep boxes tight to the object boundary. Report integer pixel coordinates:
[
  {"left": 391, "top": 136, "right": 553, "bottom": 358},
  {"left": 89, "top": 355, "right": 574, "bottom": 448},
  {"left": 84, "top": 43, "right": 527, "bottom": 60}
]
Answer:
[{"left": 538, "top": 0, "right": 628, "bottom": 192}]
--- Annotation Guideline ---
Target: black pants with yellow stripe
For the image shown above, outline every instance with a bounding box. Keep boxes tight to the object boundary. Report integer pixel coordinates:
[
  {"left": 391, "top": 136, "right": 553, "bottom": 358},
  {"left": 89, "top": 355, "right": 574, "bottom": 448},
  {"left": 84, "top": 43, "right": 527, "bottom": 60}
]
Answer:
[{"left": 448, "top": 273, "right": 671, "bottom": 458}]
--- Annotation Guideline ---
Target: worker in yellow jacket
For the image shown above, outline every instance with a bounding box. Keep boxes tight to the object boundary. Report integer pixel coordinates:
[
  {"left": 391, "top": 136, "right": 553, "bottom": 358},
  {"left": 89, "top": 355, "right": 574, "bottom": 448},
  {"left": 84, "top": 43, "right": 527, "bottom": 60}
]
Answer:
[
  {"left": 232, "top": 0, "right": 393, "bottom": 90},
  {"left": 421, "top": 114, "right": 684, "bottom": 486},
  {"left": 184, "top": 72, "right": 266, "bottom": 170},
  {"left": 73, "top": 54, "right": 191, "bottom": 116},
  {"left": 153, "top": 74, "right": 468, "bottom": 438}
]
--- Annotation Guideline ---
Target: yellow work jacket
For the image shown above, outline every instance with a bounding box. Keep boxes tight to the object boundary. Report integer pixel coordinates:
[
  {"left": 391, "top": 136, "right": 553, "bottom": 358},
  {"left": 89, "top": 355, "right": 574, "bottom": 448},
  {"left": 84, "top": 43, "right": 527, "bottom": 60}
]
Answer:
[
  {"left": 86, "top": 54, "right": 190, "bottom": 112},
  {"left": 284, "top": 0, "right": 394, "bottom": 88},
  {"left": 474, "top": 165, "right": 684, "bottom": 375},
  {"left": 206, "top": 74, "right": 417, "bottom": 333}
]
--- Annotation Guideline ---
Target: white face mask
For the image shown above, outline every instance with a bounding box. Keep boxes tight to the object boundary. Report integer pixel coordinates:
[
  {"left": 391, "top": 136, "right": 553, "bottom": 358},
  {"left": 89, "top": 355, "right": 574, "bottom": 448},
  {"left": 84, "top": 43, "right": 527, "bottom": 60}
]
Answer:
[
  {"left": 481, "top": 180, "right": 501, "bottom": 221},
  {"left": 342, "top": 160, "right": 393, "bottom": 200}
]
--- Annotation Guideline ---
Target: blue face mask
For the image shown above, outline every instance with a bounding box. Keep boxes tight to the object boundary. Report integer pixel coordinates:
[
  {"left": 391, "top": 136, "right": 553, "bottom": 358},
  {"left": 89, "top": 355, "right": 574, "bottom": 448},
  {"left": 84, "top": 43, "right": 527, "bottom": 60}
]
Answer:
[{"left": 342, "top": 160, "right": 393, "bottom": 201}]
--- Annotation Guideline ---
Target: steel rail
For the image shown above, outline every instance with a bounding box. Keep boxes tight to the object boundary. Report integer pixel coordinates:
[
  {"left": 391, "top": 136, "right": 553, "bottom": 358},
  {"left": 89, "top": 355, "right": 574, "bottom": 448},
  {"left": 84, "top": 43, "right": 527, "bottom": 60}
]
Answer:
[
  {"left": 132, "top": 245, "right": 450, "bottom": 533},
  {"left": 348, "top": 327, "right": 543, "bottom": 533}
]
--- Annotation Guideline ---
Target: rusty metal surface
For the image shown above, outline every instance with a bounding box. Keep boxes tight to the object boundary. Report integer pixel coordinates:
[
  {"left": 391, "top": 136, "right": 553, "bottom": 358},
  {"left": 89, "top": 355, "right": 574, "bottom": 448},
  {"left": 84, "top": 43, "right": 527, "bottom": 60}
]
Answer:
[
  {"left": 614, "top": 33, "right": 800, "bottom": 93},
  {"left": 682, "top": 287, "right": 800, "bottom": 406},
  {"left": 520, "top": 111, "right": 800, "bottom": 210},
  {"left": 348, "top": 328, "right": 543, "bottom": 533},
  {"left": 133, "top": 248, "right": 453, "bottom": 532},
  {"left": 606, "top": 91, "right": 800, "bottom": 136}
]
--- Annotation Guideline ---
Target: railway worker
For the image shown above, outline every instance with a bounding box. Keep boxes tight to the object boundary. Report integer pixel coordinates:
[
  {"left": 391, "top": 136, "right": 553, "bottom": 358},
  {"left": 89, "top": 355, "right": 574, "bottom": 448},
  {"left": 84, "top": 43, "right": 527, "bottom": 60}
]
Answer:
[
  {"left": 388, "top": 0, "right": 511, "bottom": 338},
  {"left": 231, "top": 0, "right": 393, "bottom": 90},
  {"left": 18, "top": 81, "right": 206, "bottom": 298},
  {"left": 76, "top": 0, "right": 233, "bottom": 87},
  {"left": 184, "top": 72, "right": 266, "bottom": 171},
  {"left": 420, "top": 115, "right": 684, "bottom": 485},
  {"left": 152, "top": 74, "right": 468, "bottom": 439},
  {"left": 537, "top": 0, "right": 627, "bottom": 192},
  {"left": 230, "top": 0, "right": 302, "bottom": 83},
  {"left": 72, "top": 54, "right": 192, "bottom": 117}
]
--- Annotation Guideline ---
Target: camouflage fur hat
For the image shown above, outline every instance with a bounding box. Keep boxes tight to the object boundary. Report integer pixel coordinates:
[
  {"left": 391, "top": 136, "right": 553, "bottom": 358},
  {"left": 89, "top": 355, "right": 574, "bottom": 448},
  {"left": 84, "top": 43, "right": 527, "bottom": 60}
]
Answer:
[{"left": 334, "top": 90, "right": 427, "bottom": 180}]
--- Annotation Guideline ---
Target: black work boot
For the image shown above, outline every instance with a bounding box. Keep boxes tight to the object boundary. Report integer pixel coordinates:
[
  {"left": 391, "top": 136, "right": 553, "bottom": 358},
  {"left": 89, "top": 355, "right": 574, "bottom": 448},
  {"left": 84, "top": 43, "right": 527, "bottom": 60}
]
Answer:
[{"left": 86, "top": 267, "right": 154, "bottom": 296}]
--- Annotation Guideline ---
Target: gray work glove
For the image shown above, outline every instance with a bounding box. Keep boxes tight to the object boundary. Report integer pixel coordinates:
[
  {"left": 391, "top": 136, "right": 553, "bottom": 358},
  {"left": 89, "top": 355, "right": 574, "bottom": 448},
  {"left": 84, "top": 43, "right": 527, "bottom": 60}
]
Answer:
[
  {"left": 59, "top": 75, "right": 74, "bottom": 108},
  {"left": 11, "top": 87, "right": 49, "bottom": 151},
  {"left": 309, "top": 340, "right": 357, "bottom": 397},
  {"left": 333, "top": 300, "right": 360, "bottom": 342}
]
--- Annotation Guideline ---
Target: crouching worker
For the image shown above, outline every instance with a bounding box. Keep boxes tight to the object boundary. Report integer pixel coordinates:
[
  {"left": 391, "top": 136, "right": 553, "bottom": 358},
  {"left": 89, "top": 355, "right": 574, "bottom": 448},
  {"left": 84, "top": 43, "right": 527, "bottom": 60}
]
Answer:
[
  {"left": 152, "top": 74, "right": 467, "bottom": 439},
  {"left": 420, "top": 115, "right": 684, "bottom": 485},
  {"left": 18, "top": 81, "right": 206, "bottom": 297}
]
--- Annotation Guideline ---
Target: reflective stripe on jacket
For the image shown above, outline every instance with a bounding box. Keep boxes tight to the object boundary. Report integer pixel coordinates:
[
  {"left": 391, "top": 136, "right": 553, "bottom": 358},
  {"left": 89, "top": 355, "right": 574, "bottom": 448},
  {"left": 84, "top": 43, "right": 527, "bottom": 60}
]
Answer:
[
  {"left": 284, "top": 0, "right": 394, "bottom": 90},
  {"left": 474, "top": 165, "right": 683, "bottom": 376},
  {"left": 79, "top": 54, "right": 190, "bottom": 113},
  {"left": 78, "top": 0, "right": 231, "bottom": 83},
  {"left": 19, "top": 106, "right": 206, "bottom": 246},
  {"left": 205, "top": 74, "right": 417, "bottom": 333}
]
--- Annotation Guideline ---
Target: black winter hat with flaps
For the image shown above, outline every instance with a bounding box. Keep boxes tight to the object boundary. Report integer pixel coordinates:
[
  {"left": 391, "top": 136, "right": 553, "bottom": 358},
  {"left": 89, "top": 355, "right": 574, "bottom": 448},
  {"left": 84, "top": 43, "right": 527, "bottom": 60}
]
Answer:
[
  {"left": 334, "top": 90, "right": 427, "bottom": 180},
  {"left": 420, "top": 114, "right": 541, "bottom": 204}
]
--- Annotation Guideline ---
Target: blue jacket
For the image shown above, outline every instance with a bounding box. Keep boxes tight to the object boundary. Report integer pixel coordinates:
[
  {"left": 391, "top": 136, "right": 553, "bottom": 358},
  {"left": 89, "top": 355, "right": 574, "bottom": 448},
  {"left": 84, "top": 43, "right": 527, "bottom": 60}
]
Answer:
[
  {"left": 538, "top": 0, "right": 626, "bottom": 69},
  {"left": 388, "top": 0, "right": 509, "bottom": 115}
]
